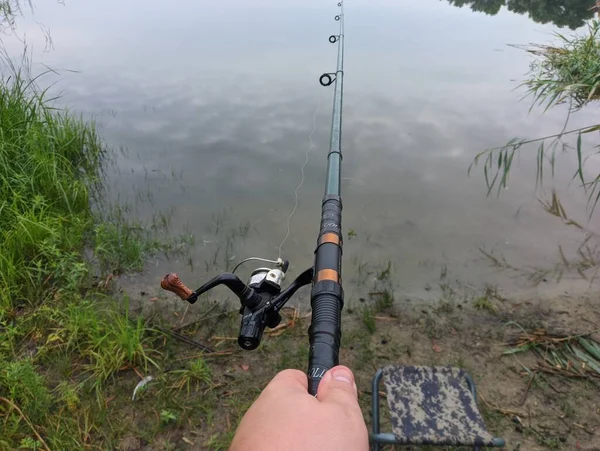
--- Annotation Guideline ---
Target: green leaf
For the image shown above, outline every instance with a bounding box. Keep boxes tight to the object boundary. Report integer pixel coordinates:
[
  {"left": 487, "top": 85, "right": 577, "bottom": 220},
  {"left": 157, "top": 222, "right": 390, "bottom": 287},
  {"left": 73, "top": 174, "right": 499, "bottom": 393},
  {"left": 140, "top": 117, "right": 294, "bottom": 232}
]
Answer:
[
  {"left": 576, "top": 132, "right": 585, "bottom": 188},
  {"left": 503, "top": 344, "right": 532, "bottom": 355},
  {"left": 581, "top": 125, "right": 600, "bottom": 134},
  {"left": 536, "top": 142, "right": 544, "bottom": 188},
  {"left": 578, "top": 337, "right": 600, "bottom": 361},
  {"left": 571, "top": 345, "right": 600, "bottom": 374}
]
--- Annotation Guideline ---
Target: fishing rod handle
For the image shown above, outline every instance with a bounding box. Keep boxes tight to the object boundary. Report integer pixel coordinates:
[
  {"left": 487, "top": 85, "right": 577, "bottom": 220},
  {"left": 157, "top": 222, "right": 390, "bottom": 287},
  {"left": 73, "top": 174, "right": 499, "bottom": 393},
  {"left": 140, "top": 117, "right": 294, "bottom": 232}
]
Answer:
[{"left": 307, "top": 280, "right": 343, "bottom": 395}]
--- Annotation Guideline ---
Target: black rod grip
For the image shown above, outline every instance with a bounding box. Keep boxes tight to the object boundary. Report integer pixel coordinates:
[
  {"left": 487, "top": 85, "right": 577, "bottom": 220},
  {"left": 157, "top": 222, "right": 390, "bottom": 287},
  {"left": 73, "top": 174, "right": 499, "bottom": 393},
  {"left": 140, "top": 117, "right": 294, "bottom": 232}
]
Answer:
[{"left": 307, "top": 281, "right": 343, "bottom": 395}]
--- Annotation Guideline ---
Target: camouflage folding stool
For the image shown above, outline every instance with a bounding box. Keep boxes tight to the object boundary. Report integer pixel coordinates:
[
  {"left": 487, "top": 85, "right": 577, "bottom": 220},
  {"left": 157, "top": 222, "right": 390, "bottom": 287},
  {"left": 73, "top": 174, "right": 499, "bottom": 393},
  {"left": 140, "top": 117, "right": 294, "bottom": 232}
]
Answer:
[{"left": 370, "top": 366, "right": 505, "bottom": 450}]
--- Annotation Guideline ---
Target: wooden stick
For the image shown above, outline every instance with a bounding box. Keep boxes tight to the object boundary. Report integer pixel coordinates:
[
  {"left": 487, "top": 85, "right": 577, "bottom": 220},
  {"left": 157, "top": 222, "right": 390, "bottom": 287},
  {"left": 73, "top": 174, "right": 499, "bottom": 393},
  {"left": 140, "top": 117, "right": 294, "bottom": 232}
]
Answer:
[
  {"left": 479, "top": 393, "right": 528, "bottom": 418},
  {"left": 519, "top": 372, "right": 536, "bottom": 406},
  {"left": 0, "top": 397, "right": 52, "bottom": 451},
  {"left": 173, "top": 350, "right": 234, "bottom": 363},
  {"left": 203, "top": 351, "right": 233, "bottom": 357},
  {"left": 155, "top": 325, "right": 214, "bottom": 353},
  {"left": 267, "top": 322, "right": 292, "bottom": 334},
  {"left": 173, "top": 303, "right": 219, "bottom": 332},
  {"left": 179, "top": 304, "right": 190, "bottom": 327},
  {"left": 572, "top": 422, "right": 595, "bottom": 435}
]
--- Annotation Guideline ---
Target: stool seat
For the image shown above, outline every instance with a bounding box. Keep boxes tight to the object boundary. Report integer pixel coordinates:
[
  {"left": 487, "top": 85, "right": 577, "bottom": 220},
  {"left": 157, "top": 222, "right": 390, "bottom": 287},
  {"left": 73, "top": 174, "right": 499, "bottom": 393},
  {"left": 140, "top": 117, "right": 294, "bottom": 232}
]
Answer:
[{"left": 381, "top": 365, "right": 497, "bottom": 447}]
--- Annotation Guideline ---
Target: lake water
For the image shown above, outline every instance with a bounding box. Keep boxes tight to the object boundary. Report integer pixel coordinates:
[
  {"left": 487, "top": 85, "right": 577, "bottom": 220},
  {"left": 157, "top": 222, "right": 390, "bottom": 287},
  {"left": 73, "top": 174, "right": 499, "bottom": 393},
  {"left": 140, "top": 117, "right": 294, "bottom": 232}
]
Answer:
[{"left": 4, "top": 0, "right": 600, "bottom": 306}]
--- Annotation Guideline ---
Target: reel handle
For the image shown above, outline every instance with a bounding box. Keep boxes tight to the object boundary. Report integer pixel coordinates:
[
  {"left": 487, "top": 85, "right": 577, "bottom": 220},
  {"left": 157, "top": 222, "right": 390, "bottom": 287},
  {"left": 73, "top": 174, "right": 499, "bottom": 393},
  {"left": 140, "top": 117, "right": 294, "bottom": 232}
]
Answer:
[{"left": 161, "top": 273, "right": 194, "bottom": 301}]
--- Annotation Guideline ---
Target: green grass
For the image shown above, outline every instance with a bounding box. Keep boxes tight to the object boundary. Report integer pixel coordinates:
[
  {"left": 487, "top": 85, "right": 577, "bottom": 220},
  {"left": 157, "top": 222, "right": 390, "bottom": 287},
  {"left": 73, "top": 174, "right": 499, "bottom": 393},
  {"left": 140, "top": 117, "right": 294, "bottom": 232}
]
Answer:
[
  {"left": 470, "top": 19, "right": 600, "bottom": 214},
  {"left": 523, "top": 20, "right": 600, "bottom": 112},
  {"left": 0, "top": 61, "right": 104, "bottom": 311},
  {"left": 170, "top": 357, "right": 213, "bottom": 393},
  {"left": 0, "top": 359, "right": 51, "bottom": 424},
  {"left": 362, "top": 307, "right": 376, "bottom": 333},
  {"left": 0, "top": 1, "right": 30, "bottom": 31},
  {"left": 374, "top": 289, "right": 394, "bottom": 311},
  {"left": 473, "top": 296, "right": 498, "bottom": 314},
  {"left": 0, "top": 59, "right": 180, "bottom": 449}
]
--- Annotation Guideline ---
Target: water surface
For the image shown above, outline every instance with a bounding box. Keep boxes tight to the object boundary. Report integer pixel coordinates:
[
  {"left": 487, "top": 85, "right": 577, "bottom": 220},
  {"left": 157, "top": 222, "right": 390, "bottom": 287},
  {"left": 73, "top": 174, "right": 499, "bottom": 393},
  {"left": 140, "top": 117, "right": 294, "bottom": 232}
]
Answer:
[{"left": 4, "top": 0, "right": 599, "bottom": 304}]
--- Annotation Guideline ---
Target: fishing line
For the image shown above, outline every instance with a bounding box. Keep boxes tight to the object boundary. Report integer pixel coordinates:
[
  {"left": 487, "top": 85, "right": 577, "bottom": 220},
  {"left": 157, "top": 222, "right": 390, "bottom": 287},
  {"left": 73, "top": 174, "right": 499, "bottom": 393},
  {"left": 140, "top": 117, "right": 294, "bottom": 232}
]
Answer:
[
  {"left": 277, "top": 99, "right": 321, "bottom": 259},
  {"left": 161, "top": 0, "right": 346, "bottom": 397}
]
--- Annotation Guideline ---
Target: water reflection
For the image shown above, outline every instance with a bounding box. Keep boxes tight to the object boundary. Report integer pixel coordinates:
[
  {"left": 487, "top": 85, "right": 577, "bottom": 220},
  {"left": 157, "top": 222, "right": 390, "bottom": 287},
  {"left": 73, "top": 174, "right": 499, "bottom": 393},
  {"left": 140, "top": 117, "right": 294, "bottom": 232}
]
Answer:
[
  {"left": 446, "top": 0, "right": 596, "bottom": 28},
  {"left": 3, "top": 0, "right": 599, "bottom": 303}
]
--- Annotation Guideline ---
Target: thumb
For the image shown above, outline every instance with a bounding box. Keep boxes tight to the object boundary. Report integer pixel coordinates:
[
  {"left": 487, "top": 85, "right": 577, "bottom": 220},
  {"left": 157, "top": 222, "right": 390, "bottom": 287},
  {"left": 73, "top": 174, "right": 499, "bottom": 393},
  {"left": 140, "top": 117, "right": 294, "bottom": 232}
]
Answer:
[{"left": 316, "top": 365, "right": 358, "bottom": 406}]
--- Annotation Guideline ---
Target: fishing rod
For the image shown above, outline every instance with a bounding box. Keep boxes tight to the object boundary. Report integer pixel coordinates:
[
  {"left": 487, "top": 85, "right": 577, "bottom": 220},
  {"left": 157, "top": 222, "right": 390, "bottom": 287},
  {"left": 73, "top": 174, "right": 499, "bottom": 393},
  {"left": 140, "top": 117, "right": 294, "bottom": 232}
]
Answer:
[{"left": 161, "top": 1, "right": 346, "bottom": 396}]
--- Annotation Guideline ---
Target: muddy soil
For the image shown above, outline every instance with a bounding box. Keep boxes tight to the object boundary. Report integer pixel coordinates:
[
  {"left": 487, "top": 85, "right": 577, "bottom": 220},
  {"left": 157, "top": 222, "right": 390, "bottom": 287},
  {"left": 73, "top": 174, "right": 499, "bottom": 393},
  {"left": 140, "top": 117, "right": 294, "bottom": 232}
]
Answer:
[{"left": 123, "top": 286, "right": 600, "bottom": 450}]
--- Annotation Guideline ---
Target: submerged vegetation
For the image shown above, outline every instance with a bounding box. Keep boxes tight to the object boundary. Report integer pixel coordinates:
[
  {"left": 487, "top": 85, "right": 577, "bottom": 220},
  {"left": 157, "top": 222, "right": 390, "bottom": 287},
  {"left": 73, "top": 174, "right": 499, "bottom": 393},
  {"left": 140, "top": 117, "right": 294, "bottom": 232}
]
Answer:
[
  {"left": 523, "top": 20, "right": 600, "bottom": 111},
  {"left": 0, "top": 0, "right": 29, "bottom": 32},
  {"left": 471, "top": 19, "right": 600, "bottom": 215}
]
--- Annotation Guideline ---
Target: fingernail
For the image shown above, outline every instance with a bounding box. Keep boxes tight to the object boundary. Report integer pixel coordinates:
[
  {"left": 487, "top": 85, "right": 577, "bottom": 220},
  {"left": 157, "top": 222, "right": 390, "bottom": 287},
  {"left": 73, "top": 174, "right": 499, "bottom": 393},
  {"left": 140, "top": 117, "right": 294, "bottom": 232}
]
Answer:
[{"left": 332, "top": 367, "right": 353, "bottom": 385}]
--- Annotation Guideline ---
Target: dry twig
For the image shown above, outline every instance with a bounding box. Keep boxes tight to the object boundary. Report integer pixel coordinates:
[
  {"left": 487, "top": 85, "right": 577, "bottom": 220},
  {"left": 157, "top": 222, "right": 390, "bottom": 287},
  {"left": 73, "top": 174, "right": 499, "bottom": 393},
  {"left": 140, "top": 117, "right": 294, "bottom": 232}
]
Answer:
[
  {"left": 0, "top": 397, "right": 52, "bottom": 451},
  {"left": 479, "top": 393, "right": 529, "bottom": 418}
]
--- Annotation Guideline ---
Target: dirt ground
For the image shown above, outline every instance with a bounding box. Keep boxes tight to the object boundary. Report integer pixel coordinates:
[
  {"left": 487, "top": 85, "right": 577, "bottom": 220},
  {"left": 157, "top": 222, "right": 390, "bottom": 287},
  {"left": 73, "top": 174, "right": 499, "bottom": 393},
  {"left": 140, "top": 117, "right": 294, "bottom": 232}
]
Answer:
[
  {"left": 357, "top": 292, "right": 600, "bottom": 451},
  {"left": 122, "top": 282, "right": 600, "bottom": 451}
]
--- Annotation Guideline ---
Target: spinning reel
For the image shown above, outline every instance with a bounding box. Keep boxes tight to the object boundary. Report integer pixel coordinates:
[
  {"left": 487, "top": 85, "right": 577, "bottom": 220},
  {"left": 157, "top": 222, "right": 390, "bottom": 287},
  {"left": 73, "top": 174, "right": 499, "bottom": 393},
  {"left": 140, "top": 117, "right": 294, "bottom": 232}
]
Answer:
[{"left": 161, "top": 259, "right": 313, "bottom": 351}]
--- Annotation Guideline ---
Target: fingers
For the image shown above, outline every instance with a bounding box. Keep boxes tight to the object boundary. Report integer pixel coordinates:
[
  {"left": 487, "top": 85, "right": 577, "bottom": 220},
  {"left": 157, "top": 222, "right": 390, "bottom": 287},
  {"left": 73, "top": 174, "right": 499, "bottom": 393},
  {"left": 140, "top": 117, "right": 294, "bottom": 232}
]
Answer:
[
  {"left": 264, "top": 369, "right": 309, "bottom": 394},
  {"left": 316, "top": 365, "right": 358, "bottom": 406}
]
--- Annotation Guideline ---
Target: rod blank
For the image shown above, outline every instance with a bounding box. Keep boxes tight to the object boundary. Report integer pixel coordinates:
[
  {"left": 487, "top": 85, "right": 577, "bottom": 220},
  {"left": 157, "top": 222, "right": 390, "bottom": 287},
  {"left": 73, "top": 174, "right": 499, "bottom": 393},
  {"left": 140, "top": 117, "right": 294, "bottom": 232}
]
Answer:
[{"left": 308, "top": 1, "right": 346, "bottom": 396}]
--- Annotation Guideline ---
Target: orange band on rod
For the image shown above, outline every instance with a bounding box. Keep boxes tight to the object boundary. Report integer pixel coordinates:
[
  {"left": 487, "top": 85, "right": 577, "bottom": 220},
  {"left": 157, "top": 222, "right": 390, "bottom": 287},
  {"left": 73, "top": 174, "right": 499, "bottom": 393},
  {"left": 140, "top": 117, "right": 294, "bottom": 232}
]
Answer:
[
  {"left": 319, "top": 233, "right": 341, "bottom": 246},
  {"left": 317, "top": 269, "right": 339, "bottom": 282}
]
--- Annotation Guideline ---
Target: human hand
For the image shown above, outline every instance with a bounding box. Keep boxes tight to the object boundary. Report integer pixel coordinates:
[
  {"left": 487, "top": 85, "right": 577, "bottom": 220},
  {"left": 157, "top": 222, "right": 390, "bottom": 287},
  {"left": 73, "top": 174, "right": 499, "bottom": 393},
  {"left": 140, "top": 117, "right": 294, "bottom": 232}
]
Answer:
[{"left": 230, "top": 366, "right": 369, "bottom": 451}]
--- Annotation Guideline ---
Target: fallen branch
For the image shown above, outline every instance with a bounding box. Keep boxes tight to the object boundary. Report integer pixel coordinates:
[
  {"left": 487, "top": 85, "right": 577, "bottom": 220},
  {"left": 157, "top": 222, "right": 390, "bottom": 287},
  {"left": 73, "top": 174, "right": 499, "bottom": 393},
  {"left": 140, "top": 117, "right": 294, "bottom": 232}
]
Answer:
[
  {"left": 374, "top": 316, "right": 396, "bottom": 322},
  {"left": 155, "top": 326, "right": 214, "bottom": 353},
  {"left": 572, "top": 422, "right": 595, "bottom": 435},
  {"left": 174, "top": 351, "right": 232, "bottom": 362},
  {"left": 506, "top": 328, "right": 600, "bottom": 347},
  {"left": 266, "top": 308, "right": 301, "bottom": 336},
  {"left": 534, "top": 362, "right": 599, "bottom": 379},
  {"left": 0, "top": 397, "right": 52, "bottom": 451},
  {"left": 173, "top": 303, "right": 219, "bottom": 332},
  {"left": 479, "top": 393, "right": 528, "bottom": 418},
  {"left": 518, "top": 372, "right": 536, "bottom": 406}
]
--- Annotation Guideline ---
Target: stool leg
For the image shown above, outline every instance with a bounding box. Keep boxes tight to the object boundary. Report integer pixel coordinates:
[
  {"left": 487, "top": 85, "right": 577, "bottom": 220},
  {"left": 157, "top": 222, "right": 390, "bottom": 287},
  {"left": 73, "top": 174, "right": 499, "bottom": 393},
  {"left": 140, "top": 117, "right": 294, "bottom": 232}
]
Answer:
[{"left": 371, "top": 369, "right": 384, "bottom": 451}]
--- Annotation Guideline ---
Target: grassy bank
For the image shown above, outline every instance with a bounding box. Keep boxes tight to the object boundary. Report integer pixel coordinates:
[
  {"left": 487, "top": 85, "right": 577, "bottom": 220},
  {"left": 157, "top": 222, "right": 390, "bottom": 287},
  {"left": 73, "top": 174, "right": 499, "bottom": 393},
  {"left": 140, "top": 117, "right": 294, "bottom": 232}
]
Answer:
[
  {"left": 0, "top": 64, "right": 176, "bottom": 449},
  {"left": 2, "top": 61, "right": 599, "bottom": 450},
  {"left": 0, "top": 65, "right": 103, "bottom": 310}
]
